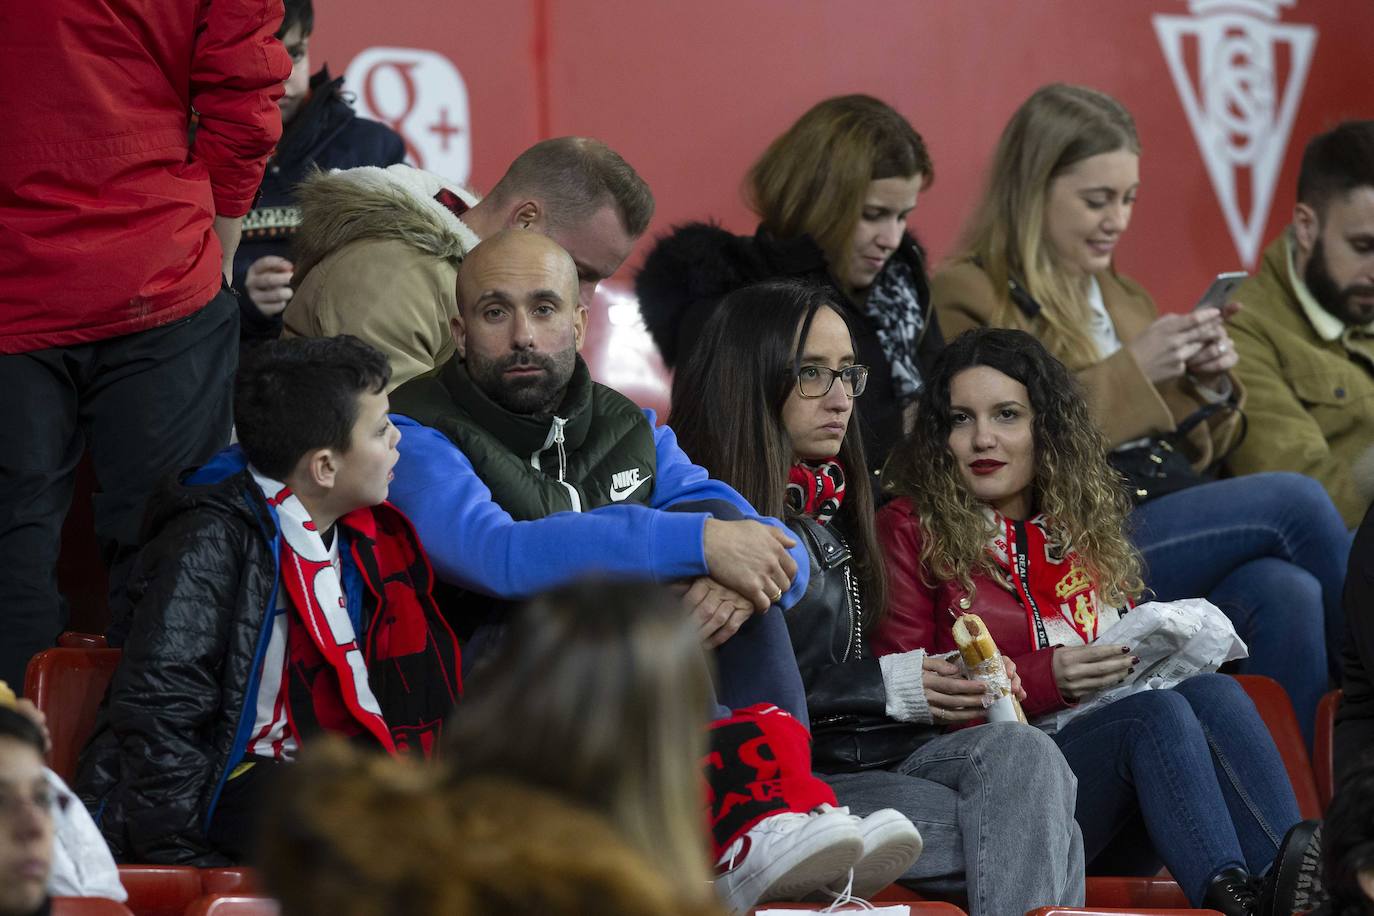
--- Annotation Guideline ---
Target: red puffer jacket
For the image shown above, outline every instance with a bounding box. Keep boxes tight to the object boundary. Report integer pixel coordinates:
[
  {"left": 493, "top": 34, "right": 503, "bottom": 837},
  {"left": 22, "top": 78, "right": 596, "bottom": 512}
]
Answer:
[
  {"left": 0, "top": 0, "right": 291, "bottom": 353},
  {"left": 874, "top": 497, "right": 1072, "bottom": 718}
]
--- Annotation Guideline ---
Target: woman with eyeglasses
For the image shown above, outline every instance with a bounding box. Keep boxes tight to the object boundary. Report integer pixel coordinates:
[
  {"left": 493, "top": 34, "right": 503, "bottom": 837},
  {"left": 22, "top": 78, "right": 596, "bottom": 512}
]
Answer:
[
  {"left": 930, "top": 83, "right": 1349, "bottom": 745},
  {"left": 670, "top": 280, "right": 1085, "bottom": 916},
  {"left": 638, "top": 94, "right": 941, "bottom": 483}
]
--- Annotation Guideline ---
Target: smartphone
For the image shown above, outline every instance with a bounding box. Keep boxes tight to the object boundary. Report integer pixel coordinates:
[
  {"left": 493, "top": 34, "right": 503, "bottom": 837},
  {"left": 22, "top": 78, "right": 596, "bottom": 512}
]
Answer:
[{"left": 1194, "top": 271, "right": 1248, "bottom": 312}]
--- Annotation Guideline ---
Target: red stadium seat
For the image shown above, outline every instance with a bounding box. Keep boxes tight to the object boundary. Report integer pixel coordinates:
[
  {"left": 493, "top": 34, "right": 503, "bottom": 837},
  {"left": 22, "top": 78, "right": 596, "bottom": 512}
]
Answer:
[
  {"left": 200, "top": 868, "right": 263, "bottom": 896},
  {"left": 58, "top": 631, "right": 109, "bottom": 650},
  {"left": 50, "top": 899, "right": 135, "bottom": 916},
  {"left": 1083, "top": 877, "right": 1188, "bottom": 909},
  {"left": 23, "top": 647, "right": 121, "bottom": 782},
  {"left": 1313, "top": 688, "right": 1341, "bottom": 810},
  {"left": 115, "top": 865, "right": 202, "bottom": 916},
  {"left": 183, "top": 896, "right": 280, "bottom": 916},
  {"left": 1233, "top": 674, "right": 1322, "bottom": 819}
]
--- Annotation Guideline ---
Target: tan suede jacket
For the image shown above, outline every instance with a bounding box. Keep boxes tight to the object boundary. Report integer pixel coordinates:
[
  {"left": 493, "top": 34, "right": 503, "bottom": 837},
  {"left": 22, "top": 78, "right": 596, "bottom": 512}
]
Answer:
[
  {"left": 1227, "top": 234, "right": 1374, "bottom": 527},
  {"left": 932, "top": 260, "right": 1244, "bottom": 470},
  {"left": 281, "top": 165, "right": 482, "bottom": 391}
]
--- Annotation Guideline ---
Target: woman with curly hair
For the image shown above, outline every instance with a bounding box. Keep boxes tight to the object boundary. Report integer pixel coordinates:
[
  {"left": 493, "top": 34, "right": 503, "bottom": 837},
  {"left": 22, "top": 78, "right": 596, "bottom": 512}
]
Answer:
[
  {"left": 929, "top": 83, "right": 1349, "bottom": 745},
  {"left": 671, "top": 282, "right": 1086, "bottom": 916},
  {"left": 877, "top": 327, "right": 1312, "bottom": 916}
]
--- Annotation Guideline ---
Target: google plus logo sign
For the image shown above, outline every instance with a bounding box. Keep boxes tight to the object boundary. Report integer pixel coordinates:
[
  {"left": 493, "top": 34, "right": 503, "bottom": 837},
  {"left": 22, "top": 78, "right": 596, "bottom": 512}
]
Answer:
[{"left": 344, "top": 47, "right": 471, "bottom": 185}]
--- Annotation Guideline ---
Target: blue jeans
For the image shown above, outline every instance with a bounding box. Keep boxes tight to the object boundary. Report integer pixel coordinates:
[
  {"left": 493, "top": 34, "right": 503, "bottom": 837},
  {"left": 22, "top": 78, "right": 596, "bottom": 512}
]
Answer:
[
  {"left": 1052, "top": 674, "right": 1301, "bottom": 905},
  {"left": 714, "top": 602, "right": 809, "bottom": 727},
  {"left": 1130, "top": 472, "right": 1348, "bottom": 745}
]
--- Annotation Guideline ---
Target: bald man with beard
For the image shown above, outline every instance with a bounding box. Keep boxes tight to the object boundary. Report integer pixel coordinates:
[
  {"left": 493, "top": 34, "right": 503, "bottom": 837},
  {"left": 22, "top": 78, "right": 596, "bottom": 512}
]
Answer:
[{"left": 386, "top": 231, "right": 924, "bottom": 910}]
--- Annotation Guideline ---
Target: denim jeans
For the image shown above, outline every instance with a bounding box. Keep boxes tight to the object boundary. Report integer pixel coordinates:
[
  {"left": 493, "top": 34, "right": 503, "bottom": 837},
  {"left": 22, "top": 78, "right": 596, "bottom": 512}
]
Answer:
[
  {"left": 1052, "top": 673, "right": 1301, "bottom": 905},
  {"left": 714, "top": 601, "right": 809, "bottom": 727},
  {"left": 824, "top": 723, "right": 1085, "bottom": 916},
  {"left": 1130, "top": 472, "right": 1349, "bottom": 745}
]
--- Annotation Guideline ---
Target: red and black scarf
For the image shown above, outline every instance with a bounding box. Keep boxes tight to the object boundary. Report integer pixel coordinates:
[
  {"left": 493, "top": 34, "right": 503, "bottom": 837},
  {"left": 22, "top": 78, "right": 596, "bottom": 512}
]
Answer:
[
  {"left": 255, "top": 471, "right": 461, "bottom": 759},
  {"left": 786, "top": 460, "right": 846, "bottom": 526}
]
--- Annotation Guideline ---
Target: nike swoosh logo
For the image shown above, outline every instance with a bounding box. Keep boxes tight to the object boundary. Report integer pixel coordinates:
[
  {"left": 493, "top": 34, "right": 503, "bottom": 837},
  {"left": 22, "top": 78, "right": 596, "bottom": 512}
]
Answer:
[{"left": 608, "top": 473, "right": 652, "bottom": 502}]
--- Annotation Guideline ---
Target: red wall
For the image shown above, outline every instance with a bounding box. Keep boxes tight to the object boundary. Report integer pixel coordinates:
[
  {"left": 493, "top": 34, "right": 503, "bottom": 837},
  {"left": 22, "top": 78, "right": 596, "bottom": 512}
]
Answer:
[{"left": 316, "top": 0, "right": 1373, "bottom": 317}]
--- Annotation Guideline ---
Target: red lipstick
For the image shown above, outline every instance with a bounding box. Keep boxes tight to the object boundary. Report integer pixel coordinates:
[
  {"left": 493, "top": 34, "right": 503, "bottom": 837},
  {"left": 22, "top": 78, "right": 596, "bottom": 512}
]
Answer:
[{"left": 969, "top": 459, "right": 1005, "bottom": 476}]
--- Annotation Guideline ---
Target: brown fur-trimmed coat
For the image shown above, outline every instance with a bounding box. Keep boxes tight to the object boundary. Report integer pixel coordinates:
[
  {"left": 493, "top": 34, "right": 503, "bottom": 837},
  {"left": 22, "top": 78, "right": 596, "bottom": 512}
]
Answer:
[{"left": 281, "top": 165, "right": 481, "bottom": 390}]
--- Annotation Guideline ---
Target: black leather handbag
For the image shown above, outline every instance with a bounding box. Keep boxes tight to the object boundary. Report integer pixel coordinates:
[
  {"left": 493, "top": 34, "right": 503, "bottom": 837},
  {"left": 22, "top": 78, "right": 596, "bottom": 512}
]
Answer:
[{"left": 1109, "top": 402, "right": 1243, "bottom": 505}]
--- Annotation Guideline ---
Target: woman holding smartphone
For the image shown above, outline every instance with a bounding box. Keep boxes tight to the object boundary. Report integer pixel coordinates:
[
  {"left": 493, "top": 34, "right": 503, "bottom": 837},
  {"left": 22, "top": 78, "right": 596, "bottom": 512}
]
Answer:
[{"left": 929, "top": 83, "right": 1348, "bottom": 744}]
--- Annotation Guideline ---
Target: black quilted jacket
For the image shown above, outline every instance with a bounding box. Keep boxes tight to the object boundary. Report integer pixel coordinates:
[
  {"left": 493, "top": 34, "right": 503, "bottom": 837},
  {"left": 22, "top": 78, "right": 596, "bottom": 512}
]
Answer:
[{"left": 75, "top": 466, "right": 279, "bottom": 865}]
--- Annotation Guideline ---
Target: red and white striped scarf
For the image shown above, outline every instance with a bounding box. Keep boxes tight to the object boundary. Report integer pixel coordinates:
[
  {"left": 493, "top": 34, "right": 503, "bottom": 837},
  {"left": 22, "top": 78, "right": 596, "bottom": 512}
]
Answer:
[{"left": 252, "top": 470, "right": 398, "bottom": 754}]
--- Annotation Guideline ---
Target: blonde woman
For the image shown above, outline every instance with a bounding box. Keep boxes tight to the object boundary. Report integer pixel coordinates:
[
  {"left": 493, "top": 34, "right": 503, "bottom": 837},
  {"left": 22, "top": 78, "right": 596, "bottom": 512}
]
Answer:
[
  {"left": 638, "top": 94, "right": 941, "bottom": 480},
  {"left": 930, "top": 83, "right": 1348, "bottom": 745},
  {"left": 877, "top": 327, "right": 1314, "bottom": 916}
]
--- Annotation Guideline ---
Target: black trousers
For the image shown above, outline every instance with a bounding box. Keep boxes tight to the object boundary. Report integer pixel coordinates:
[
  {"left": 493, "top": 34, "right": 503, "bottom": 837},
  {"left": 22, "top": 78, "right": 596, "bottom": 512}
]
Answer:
[{"left": 0, "top": 288, "right": 238, "bottom": 690}]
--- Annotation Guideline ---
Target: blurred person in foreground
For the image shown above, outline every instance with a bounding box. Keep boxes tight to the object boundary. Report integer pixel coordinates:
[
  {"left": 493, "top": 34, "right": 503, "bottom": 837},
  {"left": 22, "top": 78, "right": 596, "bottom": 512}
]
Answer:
[{"left": 261, "top": 581, "right": 727, "bottom": 916}]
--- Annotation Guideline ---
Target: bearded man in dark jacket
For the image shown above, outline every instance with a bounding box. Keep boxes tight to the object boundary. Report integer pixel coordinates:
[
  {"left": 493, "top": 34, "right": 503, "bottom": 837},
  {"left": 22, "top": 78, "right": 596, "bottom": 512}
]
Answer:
[{"left": 75, "top": 337, "right": 459, "bottom": 865}]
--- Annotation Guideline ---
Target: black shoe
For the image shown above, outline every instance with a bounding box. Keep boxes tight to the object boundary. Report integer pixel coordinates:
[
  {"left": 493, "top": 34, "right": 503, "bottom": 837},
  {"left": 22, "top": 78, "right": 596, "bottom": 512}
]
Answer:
[
  {"left": 1256, "top": 819, "right": 1324, "bottom": 916},
  {"left": 1204, "top": 866, "right": 1261, "bottom": 916}
]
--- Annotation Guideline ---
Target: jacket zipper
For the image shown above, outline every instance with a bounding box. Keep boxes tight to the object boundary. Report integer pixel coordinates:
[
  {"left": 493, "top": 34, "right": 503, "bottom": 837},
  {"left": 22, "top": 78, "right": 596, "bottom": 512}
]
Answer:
[{"left": 529, "top": 416, "right": 581, "bottom": 512}]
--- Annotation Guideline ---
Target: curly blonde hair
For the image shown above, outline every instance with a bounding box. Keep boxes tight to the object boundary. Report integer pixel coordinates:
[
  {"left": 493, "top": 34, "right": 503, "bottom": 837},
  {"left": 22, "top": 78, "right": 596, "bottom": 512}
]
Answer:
[{"left": 883, "top": 328, "right": 1144, "bottom": 606}]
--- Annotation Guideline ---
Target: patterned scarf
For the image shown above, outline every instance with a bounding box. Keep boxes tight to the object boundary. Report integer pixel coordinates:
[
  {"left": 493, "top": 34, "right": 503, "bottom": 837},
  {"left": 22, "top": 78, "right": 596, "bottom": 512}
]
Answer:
[
  {"left": 981, "top": 508, "right": 1126, "bottom": 647},
  {"left": 786, "top": 460, "right": 846, "bottom": 526},
  {"left": 860, "top": 256, "right": 926, "bottom": 400},
  {"left": 254, "top": 472, "right": 398, "bottom": 753}
]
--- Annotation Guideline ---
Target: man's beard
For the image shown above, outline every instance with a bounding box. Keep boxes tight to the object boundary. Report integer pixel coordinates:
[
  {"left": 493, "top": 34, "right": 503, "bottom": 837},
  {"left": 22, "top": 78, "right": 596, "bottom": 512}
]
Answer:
[
  {"left": 1305, "top": 236, "right": 1374, "bottom": 326},
  {"left": 467, "top": 346, "right": 577, "bottom": 418}
]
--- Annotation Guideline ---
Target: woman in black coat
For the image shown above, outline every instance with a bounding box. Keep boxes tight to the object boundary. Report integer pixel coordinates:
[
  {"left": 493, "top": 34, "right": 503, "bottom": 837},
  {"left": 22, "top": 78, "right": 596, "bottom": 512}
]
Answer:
[{"left": 636, "top": 94, "right": 942, "bottom": 483}]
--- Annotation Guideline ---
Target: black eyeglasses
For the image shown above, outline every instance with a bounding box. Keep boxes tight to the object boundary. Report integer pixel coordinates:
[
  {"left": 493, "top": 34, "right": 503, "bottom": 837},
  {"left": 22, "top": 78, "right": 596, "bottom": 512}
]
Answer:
[{"left": 795, "top": 364, "right": 869, "bottom": 398}]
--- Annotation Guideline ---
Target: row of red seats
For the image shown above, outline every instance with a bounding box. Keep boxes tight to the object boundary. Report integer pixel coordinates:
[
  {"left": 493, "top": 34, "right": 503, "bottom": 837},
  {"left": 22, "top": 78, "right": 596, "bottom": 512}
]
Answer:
[{"left": 26, "top": 642, "right": 1335, "bottom": 915}]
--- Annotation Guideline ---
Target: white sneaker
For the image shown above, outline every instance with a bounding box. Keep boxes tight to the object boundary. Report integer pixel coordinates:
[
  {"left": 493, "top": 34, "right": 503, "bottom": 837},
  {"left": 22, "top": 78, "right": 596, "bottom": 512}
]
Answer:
[
  {"left": 714, "top": 809, "right": 865, "bottom": 912},
  {"left": 834, "top": 807, "right": 923, "bottom": 897}
]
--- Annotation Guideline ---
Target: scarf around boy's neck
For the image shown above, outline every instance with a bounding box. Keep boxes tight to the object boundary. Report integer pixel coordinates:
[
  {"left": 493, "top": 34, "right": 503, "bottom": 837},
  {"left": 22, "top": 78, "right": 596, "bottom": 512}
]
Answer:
[
  {"left": 251, "top": 466, "right": 398, "bottom": 754},
  {"left": 786, "top": 459, "right": 846, "bottom": 526}
]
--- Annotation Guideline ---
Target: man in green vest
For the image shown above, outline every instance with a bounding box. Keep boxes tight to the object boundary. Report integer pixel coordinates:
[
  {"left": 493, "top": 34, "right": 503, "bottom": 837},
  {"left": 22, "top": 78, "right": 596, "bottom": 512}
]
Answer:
[
  {"left": 1228, "top": 121, "right": 1374, "bottom": 528},
  {"left": 388, "top": 230, "right": 925, "bottom": 910}
]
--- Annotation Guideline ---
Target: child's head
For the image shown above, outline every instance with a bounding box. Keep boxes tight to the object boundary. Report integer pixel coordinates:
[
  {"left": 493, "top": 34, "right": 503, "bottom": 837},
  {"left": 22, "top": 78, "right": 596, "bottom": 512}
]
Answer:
[
  {"left": 235, "top": 336, "right": 399, "bottom": 513},
  {"left": 277, "top": 0, "right": 314, "bottom": 126}
]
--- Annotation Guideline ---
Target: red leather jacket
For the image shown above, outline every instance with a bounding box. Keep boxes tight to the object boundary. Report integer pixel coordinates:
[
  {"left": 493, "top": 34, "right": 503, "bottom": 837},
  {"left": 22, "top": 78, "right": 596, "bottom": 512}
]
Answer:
[
  {"left": 0, "top": 0, "right": 291, "bottom": 353},
  {"left": 874, "top": 497, "right": 1071, "bottom": 718}
]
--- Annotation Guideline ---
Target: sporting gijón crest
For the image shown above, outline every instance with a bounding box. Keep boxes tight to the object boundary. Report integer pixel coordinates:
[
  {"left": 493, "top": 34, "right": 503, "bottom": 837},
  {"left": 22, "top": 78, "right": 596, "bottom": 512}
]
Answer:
[{"left": 1153, "top": 0, "right": 1317, "bottom": 267}]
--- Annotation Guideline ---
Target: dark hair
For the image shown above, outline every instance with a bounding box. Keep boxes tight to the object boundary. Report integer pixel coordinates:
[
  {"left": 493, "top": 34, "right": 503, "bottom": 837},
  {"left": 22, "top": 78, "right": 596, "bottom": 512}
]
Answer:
[
  {"left": 884, "top": 328, "right": 1142, "bottom": 604},
  {"left": 670, "top": 279, "right": 888, "bottom": 622},
  {"left": 279, "top": 0, "right": 314, "bottom": 39},
  {"left": 234, "top": 336, "right": 391, "bottom": 480},
  {"left": 0, "top": 706, "right": 45, "bottom": 755},
  {"left": 1298, "top": 121, "right": 1374, "bottom": 217},
  {"left": 1324, "top": 753, "right": 1374, "bottom": 915},
  {"left": 488, "top": 138, "right": 655, "bottom": 238}
]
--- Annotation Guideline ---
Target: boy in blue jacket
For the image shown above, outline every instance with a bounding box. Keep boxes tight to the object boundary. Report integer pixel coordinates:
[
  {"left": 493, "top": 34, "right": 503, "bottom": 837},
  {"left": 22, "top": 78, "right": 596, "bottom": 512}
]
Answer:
[{"left": 76, "top": 337, "right": 459, "bottom": 865}]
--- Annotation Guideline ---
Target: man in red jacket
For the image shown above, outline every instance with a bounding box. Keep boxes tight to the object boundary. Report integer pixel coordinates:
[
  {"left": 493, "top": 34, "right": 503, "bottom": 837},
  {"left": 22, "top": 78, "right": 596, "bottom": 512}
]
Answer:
[{"left": 0, "top": 0, "right": 292, "bottom": 690}]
